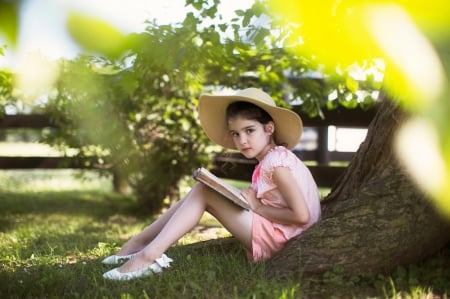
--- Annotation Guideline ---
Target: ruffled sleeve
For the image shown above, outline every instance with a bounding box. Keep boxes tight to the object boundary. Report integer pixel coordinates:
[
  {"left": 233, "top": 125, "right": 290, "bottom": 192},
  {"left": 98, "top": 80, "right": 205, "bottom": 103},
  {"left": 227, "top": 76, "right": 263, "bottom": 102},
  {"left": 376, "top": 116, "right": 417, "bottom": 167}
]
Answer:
[
  {"left": 262, "top": 147, "right": 297, "bottom": 180},
  {"left": 255, "top": 146, "right": 299, "bottom": 197}
]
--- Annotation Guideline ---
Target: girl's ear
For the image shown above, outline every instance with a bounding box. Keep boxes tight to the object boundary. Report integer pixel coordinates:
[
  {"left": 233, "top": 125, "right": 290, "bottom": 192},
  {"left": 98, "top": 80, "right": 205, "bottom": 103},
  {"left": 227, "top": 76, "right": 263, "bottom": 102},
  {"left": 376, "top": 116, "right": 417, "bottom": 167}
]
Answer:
[{"left": 265, "top": 121, "right": 275, "bottom": 135}]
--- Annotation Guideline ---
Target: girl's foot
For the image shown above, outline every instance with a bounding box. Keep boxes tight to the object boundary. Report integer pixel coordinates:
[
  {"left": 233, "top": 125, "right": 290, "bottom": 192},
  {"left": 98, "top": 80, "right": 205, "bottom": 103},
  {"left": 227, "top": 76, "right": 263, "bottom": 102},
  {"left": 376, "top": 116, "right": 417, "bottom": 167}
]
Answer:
[
  {"left": 102, "top": 254, "right": 173, "bottom": 281},
  {"left": 101, "top": 252, "right": 138, "bottom": 265}
]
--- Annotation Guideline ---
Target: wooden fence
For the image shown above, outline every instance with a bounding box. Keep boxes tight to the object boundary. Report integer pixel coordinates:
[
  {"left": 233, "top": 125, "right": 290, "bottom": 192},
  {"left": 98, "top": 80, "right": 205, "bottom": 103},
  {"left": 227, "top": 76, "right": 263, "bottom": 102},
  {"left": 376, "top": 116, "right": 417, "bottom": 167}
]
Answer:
[
  {"left": 211, "top": 106, "right": 376, "bottom": 187},
  {"left": 0, "top": 107, "right": 376, "bottom": 187}
]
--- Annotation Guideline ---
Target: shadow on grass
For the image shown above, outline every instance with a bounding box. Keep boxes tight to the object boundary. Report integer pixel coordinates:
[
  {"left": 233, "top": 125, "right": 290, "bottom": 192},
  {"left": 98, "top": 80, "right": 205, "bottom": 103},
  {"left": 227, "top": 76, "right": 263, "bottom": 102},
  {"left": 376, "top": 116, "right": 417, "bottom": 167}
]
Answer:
[
  {"left": 0, "top": 258, "right": 105, "bottom": 299},
  {"left": 0, "top": 190, "right": 142, "bottom": 233}
]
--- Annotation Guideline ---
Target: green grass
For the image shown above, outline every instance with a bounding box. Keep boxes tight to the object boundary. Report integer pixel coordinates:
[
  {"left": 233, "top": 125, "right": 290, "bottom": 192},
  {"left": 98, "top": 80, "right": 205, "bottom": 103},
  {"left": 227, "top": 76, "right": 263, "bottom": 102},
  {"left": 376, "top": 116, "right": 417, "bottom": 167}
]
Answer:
[{"left": 0, "top": 170, "right": 448, "bottom": 298}]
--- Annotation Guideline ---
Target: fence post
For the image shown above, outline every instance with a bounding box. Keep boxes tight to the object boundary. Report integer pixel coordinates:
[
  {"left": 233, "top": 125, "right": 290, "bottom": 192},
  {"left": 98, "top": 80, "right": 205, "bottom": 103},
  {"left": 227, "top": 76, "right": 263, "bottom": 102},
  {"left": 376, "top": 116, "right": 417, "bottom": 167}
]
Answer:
[{"left": 317, "top": 126, "right": 330, "bottom": 165}]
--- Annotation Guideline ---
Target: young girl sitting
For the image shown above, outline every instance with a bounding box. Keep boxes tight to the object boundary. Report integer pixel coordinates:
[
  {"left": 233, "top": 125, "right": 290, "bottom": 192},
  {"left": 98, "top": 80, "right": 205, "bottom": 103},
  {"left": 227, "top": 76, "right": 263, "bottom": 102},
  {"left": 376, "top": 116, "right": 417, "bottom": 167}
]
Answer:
[{"left": 102, "top": 87, "right": 321, "bottom": 280}]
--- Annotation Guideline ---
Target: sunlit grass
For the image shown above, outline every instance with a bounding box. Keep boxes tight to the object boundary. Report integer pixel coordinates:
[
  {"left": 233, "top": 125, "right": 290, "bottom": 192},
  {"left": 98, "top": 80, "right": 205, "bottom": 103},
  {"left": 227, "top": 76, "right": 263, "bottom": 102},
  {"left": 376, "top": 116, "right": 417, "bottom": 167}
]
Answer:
[
  {"left": 0, "top": 169, "right": 112, "bottom": 192},
  {"left": 0, "top": 170, "right": 448, "bottom": 298}
]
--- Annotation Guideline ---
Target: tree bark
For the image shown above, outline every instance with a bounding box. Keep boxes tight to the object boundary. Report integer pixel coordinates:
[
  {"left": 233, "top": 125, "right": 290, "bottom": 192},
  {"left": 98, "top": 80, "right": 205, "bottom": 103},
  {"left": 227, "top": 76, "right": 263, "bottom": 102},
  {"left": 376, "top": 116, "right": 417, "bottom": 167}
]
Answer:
[
  {"left": 266, "top": 95, "right": 450, "bottom": 277},
  {"left": 184, "top": 95, "right": 450, "bottom": 277}
]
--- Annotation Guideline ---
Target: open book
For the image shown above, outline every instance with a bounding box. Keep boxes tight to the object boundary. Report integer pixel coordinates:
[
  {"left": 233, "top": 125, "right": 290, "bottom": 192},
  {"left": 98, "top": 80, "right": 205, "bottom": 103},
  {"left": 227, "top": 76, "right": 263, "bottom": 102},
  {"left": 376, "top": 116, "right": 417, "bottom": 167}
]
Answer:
[{"left": 192, "top": 167, "right": 250, "bottom": 210}]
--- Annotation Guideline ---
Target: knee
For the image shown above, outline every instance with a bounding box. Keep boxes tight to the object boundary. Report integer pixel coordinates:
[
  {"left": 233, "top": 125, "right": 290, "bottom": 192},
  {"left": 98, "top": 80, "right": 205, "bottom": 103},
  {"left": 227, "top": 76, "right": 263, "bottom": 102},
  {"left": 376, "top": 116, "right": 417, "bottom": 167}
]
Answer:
[
  {"left": 190, "top": 182, "right": 211, "bottom": 196},
  {"left": 189, "top": 182, "right": 224, "bottom": 211},
  {"left": 187, "top": 183, "right": 217, "bottom": 205},
  {"left": 181, "top": 183, "right": 212, "bottom": 208}
]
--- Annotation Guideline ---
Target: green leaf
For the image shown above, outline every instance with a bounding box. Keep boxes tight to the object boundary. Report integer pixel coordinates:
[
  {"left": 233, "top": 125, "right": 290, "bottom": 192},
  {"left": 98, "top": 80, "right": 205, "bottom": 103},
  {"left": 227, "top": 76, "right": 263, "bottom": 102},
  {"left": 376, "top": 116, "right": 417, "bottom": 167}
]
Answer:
[
  {"left": 235, "top": 9, "right": 245, "bottom": 17},
  {"left": 66, "top": 12, "right": 127, "bottom": 59},
  {"left": 345, "top": 76, "right": 359, "bottom": 93},
  {"left": 203, "top": 6, "right": 218, "bottom": 19},
  {"left": 218, "top": 24, "right": 227, "bottom": 32},
  {"left": 191, "top": 0, "right": 204, "bottom": 11},
  {"left": 0, "top": 2, "right": 18, "bottom": 46},
  {"left": 183, "top": 12, "right": 199, "bottom": 28},
  {"left": 242, "top": 11, "right": 253, "bottom": 27},
  {"left": 253, "top": 28, "right": 270, "bottom": 45},
  {"left": 251, "top": 1, "right": 267, "bottom": 17}
]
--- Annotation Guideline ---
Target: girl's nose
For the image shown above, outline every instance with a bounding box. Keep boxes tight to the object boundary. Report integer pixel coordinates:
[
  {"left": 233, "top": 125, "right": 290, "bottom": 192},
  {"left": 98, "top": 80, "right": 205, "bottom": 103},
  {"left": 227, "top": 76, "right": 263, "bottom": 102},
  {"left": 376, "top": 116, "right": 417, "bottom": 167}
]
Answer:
[{"left": 239, "top": 135, "right": 247, "bottom": 145}]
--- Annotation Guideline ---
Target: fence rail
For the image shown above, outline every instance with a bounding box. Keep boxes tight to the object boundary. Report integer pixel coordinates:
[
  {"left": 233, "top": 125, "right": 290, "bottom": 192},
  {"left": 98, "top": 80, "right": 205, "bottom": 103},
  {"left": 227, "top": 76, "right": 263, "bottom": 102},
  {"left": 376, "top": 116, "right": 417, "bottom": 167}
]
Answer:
[{"left": 0, "top": 107, "right": 376, "bottom": 187}]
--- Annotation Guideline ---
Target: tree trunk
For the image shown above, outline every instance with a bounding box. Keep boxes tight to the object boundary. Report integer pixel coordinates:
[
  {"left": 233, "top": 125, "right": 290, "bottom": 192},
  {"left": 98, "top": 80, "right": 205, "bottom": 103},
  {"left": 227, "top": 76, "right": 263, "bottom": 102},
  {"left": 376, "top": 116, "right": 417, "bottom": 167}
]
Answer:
[
  {"left": 266, "top": 94, "right": 450, "bottom": 278},
  {"left": 112, "top": 167, "right": 131, "bottom": 194}
]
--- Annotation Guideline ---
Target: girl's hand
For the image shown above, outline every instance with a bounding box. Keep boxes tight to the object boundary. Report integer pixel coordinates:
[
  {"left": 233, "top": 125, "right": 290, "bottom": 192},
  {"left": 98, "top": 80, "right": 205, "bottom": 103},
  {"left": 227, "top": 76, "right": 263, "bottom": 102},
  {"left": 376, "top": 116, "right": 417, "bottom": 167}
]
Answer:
[{"left": 240, "top": 187, "right": 262, "bottom": 212}]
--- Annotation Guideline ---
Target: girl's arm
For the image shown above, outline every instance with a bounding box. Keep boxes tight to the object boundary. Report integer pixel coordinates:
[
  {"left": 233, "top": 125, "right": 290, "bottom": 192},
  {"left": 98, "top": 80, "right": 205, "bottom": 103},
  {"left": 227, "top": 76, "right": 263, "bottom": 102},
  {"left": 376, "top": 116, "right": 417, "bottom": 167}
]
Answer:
[{"left": 243, "top": 167, "right": 310, "bottom": 226}]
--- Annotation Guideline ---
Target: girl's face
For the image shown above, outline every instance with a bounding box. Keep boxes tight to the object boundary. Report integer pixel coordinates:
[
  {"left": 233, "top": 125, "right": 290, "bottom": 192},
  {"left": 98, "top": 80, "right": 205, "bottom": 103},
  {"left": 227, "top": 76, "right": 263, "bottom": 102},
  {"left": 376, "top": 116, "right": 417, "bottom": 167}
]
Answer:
[{"left": 227, "top": 116, "right": 275, "bottom": 161}]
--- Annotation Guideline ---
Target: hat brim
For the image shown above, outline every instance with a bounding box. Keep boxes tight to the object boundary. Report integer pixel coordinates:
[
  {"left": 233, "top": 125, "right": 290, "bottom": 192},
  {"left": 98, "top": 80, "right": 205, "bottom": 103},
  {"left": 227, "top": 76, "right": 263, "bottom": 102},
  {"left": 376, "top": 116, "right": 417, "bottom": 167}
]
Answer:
[{"left": 199, "top": 94, "right": 303, "bottom": 150}]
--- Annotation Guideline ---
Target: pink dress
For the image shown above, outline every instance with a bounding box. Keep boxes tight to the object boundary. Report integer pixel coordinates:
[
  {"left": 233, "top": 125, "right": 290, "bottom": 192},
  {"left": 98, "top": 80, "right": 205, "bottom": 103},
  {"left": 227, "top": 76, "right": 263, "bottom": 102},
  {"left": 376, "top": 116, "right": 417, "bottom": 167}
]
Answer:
[{"left": 249, "top": 146, "right": 321, "bottom": 262}]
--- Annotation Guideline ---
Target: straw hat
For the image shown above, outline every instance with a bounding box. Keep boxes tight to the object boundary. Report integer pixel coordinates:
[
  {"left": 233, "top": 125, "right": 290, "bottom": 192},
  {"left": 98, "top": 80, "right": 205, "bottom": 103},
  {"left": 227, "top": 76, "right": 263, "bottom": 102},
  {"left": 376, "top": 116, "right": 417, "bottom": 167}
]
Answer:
[{"left": 198, "top": 88, "right": 303, "bottom": 150}]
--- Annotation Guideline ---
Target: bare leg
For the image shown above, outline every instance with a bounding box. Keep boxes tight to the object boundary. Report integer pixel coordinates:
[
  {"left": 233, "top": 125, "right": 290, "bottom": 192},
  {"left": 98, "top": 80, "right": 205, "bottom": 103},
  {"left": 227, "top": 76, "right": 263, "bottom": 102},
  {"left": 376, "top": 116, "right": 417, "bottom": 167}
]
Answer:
[
  {"left": 115, "top": 200, "right": 184, "bottom": 256},
  {"left": 118, "top": 183, "right": 253, "bottom": 272}
]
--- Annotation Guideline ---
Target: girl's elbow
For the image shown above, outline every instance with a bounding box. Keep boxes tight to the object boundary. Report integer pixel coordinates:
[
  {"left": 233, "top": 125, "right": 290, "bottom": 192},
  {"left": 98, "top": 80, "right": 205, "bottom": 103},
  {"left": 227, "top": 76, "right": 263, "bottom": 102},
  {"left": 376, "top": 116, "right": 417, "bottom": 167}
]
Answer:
[{"left": 294, "top": 211, "right": 310, "bottom": 225}]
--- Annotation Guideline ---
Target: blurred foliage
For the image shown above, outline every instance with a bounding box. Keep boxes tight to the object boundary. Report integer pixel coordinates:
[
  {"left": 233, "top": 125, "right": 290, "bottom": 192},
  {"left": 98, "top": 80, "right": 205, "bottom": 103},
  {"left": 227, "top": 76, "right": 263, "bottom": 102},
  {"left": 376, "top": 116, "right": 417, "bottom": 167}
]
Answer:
[
  {"left": 0, "top": 1, "right": 18, "bottom": 46},
  {"left": 44, "top": 53, "right": 211, "bottom": 211},
  {"left": 0, "top": 67, "right": 13, "bottom": 116},
  {"left": 268, "top": 0, "right": 450, "bottom": 218},
  {"left": 67, "top": 12, "right": 129, "bottom": 60}
]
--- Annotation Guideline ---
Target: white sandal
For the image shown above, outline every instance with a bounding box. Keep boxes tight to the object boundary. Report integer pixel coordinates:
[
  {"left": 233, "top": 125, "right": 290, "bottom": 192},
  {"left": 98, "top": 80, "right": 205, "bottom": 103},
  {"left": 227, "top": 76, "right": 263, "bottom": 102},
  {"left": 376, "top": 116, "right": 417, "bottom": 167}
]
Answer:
[
  {"left": 101, "top": 253, "right": 138, "bottom": 265},
  {"left": 103, "top": 254, "right": 173, "bottom": 281}
]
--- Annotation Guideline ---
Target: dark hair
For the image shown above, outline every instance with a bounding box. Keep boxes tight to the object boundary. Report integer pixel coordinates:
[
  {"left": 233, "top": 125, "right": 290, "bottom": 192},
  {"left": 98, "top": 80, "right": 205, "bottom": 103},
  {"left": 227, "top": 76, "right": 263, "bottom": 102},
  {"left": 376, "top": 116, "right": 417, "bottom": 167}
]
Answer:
[{"left": 226, "top": 101, "right": 273, "bottom": 124}]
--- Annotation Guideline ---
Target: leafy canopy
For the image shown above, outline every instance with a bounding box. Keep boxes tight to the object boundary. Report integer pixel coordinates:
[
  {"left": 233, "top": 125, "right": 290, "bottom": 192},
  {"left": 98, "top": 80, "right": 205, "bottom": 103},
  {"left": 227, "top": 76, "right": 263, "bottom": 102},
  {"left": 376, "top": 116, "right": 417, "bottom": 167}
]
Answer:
[{"left": 1, "top": 0, "right": 382, "bottom": 211}]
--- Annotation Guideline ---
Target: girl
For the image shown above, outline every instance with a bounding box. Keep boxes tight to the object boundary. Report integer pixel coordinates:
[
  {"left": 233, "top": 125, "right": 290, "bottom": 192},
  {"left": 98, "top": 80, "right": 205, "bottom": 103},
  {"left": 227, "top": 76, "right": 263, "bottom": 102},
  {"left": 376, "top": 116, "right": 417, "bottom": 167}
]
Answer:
[{"left": 102, "top": 87, "right": 321, "bottom": 280}]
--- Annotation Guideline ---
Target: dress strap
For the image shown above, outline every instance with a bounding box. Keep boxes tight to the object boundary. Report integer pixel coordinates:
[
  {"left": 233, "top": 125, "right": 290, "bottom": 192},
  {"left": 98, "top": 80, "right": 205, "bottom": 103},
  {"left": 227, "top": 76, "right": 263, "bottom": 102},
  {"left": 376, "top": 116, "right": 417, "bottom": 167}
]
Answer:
[{"left": 252, "top": 163, "right": 261, "bottom": 185}]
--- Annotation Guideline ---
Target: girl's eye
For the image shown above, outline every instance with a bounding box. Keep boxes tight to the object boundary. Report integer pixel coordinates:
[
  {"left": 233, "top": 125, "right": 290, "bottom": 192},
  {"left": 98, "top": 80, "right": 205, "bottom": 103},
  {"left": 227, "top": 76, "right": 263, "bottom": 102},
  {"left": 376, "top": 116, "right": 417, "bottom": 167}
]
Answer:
[
  {"left": 230, "top": 132, "right": 239, "bottom": 137},
  {"left": 246, "top": 128, "right": 254, "bottom": 134}
]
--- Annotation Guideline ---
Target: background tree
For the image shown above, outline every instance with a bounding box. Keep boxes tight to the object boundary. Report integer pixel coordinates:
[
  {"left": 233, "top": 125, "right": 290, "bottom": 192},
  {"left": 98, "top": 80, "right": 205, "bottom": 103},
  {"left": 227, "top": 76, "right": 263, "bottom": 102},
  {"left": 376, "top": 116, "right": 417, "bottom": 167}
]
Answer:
[
  {"left": 39, "top": 0, "right": 379, "bottom": 212},
  {"left": 261, "top": 0, "right": 450, "bottom": 277},
  {"left": 268, "top": 94, "right": 450, "bottom": 277}
]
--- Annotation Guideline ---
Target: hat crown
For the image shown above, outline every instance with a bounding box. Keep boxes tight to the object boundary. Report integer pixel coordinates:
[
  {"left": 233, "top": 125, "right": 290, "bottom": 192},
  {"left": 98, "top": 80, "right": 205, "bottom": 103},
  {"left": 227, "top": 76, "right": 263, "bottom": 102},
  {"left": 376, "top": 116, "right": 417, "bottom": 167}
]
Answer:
[{"left": 235, "top": 88, "right": 276, "bottom": 107}]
